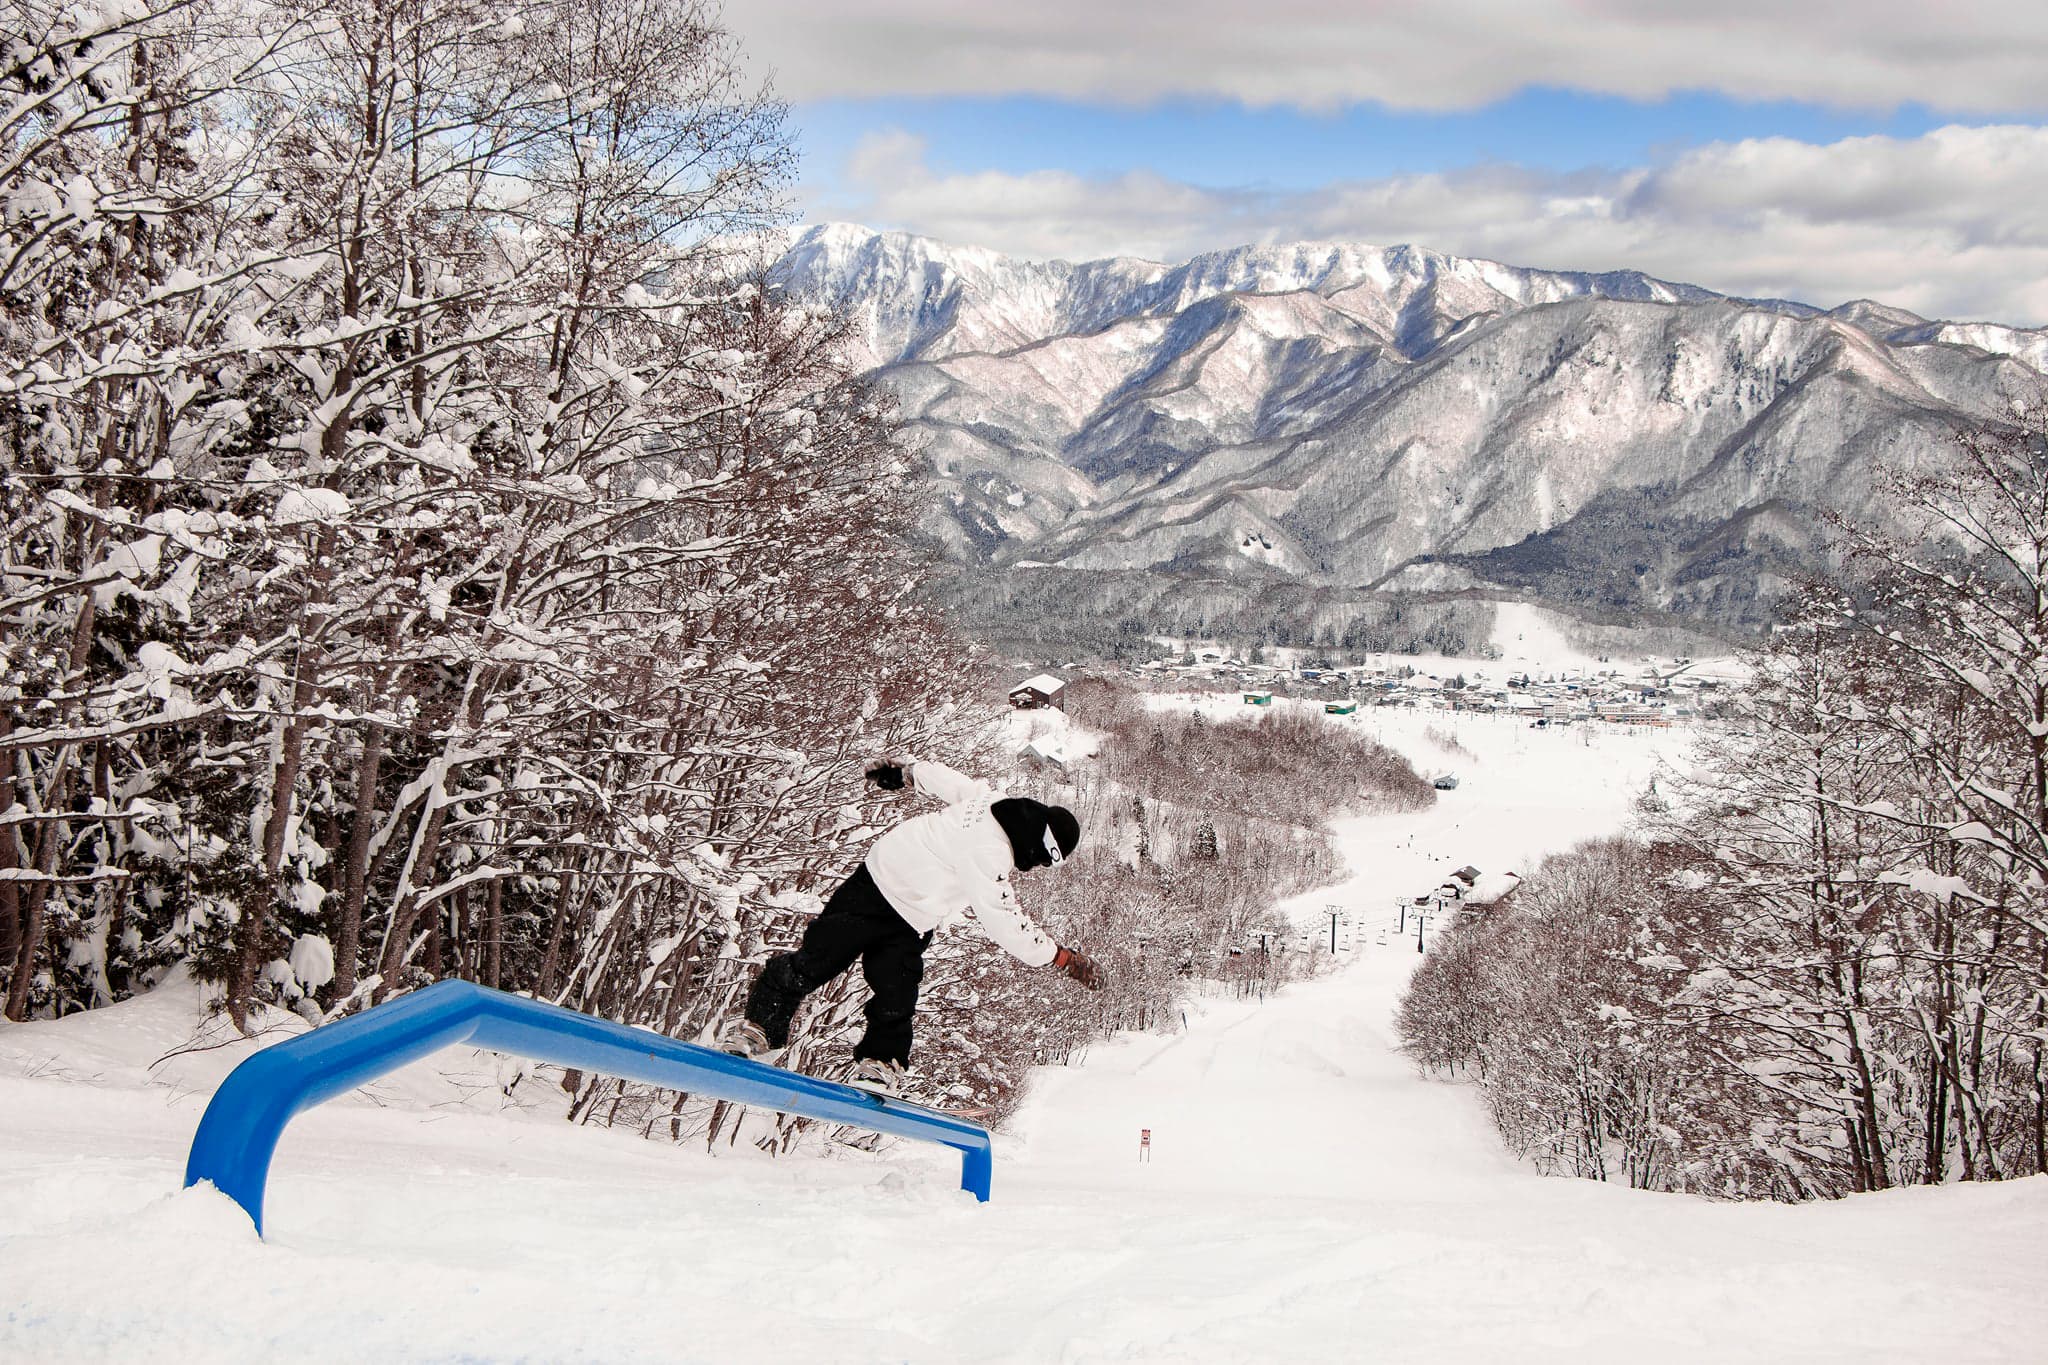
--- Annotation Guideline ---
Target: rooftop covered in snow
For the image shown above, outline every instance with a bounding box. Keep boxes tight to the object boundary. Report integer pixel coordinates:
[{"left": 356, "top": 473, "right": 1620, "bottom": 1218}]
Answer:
[{"left": 1012, "top": 674, "right": 1067, "bottom": 696}]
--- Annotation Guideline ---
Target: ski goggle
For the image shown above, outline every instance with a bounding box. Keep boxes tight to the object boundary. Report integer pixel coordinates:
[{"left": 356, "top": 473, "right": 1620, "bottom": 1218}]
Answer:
[{"left": 1042, "top": 826, "right": 1065, "bottom": 866}]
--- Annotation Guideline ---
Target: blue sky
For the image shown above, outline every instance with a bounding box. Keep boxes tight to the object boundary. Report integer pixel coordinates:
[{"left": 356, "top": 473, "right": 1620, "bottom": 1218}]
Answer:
[
  {"left": 722, "top": 1, "right": 2048, "bottom": 323},
  {"left": 795, "top": 91, "right": 1955, "bottom": 193}
]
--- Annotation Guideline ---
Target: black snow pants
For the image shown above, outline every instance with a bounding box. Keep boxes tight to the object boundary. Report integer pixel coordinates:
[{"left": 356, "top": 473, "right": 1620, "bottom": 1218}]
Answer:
[{"left": 743, "top": 863, "right": 933, "bottom": 1067}]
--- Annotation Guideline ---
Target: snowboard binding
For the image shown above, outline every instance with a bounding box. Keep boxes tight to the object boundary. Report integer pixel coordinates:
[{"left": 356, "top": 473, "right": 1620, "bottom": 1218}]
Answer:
[{"left": 716, "top": 1018, "right": 772, "bottom": 1059}]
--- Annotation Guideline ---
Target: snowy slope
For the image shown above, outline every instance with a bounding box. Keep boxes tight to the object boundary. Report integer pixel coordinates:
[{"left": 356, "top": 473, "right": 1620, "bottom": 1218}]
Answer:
[
  {"left": 4, "top": 707, "right": 2045, "bottom": 1363},
  {"left": 1894, "top": 319, "right": 2048, "bottom": 373}
]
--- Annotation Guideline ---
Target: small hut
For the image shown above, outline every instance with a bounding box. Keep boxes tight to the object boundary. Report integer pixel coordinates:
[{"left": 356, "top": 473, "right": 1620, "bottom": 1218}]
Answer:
[
  {"left": 1324, "top": 700, "right": 1357, "bottom": 715},
  {"left": 1459, "top": 871, "right": 1522, "bottom": 915},
  {"left": 1009, "top": 674, "right": 1067, "bottom": 710},
  {"left": 1242, "top": 690, "right": 1273, "bottom": 706},
  {"left": 1017, "top": 736, "right": 1070, "bottom": 776}
]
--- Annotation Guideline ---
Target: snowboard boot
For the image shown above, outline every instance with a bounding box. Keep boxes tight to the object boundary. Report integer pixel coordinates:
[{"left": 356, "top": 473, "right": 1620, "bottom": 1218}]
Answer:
[
  {"left": 716, "top": 1018, "right": 772, "bottom": 1059},
  {"left": 846, "top": 1057, "right": 906, "bottom": 1098}
]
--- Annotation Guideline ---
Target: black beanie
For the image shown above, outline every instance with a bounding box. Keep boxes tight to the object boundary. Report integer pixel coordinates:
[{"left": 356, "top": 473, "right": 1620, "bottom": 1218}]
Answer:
[{"left": 992, "top": 798, "right": 1082, "bottom": 870}]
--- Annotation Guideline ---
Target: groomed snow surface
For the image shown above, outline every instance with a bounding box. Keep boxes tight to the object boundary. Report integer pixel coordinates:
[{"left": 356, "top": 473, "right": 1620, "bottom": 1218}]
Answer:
[{"left": 4, "top": 705, "right": 2044, "bottom": 1363}]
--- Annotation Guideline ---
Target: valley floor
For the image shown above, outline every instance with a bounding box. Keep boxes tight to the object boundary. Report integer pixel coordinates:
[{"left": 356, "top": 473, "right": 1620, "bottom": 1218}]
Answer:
[{"left": 3, "top": 707, "right": 2043, "bottom": 1363}]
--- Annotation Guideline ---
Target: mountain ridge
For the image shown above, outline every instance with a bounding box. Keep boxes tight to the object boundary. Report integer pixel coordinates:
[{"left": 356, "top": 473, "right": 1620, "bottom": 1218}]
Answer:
[{"left": 771, "top": 223, "right": 2048, "bottom": 634}]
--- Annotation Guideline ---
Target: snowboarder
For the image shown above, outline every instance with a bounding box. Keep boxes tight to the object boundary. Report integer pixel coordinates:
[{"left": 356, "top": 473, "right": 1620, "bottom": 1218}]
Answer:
[{"left": 720, "top": 756, "right": 1105, "bottom": 1095}]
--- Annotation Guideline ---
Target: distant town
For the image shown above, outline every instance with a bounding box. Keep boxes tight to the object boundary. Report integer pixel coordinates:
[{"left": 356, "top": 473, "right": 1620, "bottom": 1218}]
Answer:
[{"left": 1012, "top": 652, "right": 1734, "bottom": 728}]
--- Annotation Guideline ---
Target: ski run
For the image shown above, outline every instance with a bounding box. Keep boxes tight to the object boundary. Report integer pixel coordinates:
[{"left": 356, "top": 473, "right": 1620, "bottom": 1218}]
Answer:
[{"left": 4, "top": 703, "right": 2044, "bottom": 1363}]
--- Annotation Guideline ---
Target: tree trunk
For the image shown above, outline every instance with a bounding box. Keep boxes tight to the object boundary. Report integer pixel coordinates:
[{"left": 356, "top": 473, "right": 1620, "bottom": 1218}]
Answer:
[
  {"left": 452, "top": 883, "right": 471, "bottom": 981},
  {"left": 2035, "top": 937, "right": 2048, "bottom": 1175},
  {"left": 230, "top": 634, "right": 320, "bottom": 1030},
  {"left": 535, "top": 868, "right": 582, "bottom": 1000},
  {"left": 372, "top": 792, "right": 450, "bottom": 1003},
  {"left": 330, "top": 723, "right": 385, "bottom": 1007},
  {"left": 422, "top": 901, "right": 443, "bottom": 982},
  {"left": 5, "top": 758, "right": 71, "bottom": 1022},
  {"left": 484, "top": 876, "right": 504, "bottom": 990},
  {"left": 10, "top": 519, "right": 103, "bottom": 1020},
  {"left": 0, "top": 709, "right": 21, "bottom": 1015}
]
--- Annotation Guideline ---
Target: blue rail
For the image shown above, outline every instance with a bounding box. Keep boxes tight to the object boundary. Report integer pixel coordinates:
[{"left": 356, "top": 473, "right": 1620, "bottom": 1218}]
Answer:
[{"left": 183, "top": 979, "right": 993, "bottom": 1234}]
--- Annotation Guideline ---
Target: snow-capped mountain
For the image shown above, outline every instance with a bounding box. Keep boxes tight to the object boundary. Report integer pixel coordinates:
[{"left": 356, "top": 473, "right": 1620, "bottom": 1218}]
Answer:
[{"left": 771, "top": 224, "right": 2048, "bottom": 628}]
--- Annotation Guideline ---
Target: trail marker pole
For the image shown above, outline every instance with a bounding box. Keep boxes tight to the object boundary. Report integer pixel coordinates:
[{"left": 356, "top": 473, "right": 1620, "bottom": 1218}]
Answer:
[{"left": 1139, "top": 1128, "right": 1152, "bottom": 1163}]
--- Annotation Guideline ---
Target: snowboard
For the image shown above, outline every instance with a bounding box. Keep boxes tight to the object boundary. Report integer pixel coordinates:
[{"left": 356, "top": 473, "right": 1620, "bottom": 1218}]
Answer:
[
  {"left": 844, "top": 1082, "right": 992, "bottom": 1120},
  {"left": 716, "top": 1039, "right": 992, "bottom": 1119},
  {"left": 888, "top": 1098, "right": 994, "bottom": 1120}
]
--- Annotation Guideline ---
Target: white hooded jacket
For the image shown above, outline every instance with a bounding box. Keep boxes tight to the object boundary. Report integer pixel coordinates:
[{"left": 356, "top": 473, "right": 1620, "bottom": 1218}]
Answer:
[{"left": 862, "top": 759, "right": 1061, "bottom": 967}]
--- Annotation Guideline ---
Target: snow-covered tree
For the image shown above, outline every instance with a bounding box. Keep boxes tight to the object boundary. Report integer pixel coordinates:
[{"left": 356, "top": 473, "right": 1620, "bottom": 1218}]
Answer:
[{"left": 1, "top": 0, "right": 983, "bottom": 1044}]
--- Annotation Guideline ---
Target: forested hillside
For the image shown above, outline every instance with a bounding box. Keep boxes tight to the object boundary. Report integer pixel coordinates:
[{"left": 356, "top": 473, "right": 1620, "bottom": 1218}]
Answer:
[
  {"left": 2, "top": 0, "right": 986, "bottom": 1045},
  {"left": 1401, "top": 416, "right": 2048, "bottom": 1195}
]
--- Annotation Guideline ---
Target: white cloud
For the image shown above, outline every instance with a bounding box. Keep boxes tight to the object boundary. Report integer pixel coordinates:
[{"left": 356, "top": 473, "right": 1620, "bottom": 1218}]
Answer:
[
  {"left": 843, "top": 127, "right": 927, "bottom": 186},
  {"left": 820, "top": 131, "right": 1245, "bottom": 263},
  {"left": 731, "top": 0, "right": 2048, "bottom": 114},
  {"left": 808, "top": 124, "right": 2048, "bottom": 325}
]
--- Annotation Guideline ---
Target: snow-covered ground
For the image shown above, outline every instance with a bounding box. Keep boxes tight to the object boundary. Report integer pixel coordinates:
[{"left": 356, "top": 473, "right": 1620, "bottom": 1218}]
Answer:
[
  {"left": 4, "top": 709, "right": 2044, "bottom": 1363},
  {"left": 1487, "top": 599, "right": 1610, "bottom": 672},
  {"left": 1269, "top": 698, "right": 1677, "bottom": 932}
]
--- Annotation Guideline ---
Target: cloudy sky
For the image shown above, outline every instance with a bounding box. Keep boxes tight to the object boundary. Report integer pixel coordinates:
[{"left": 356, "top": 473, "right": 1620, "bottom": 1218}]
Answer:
[{"left": 720, "top": 1, "right": 2048, "bottom": 325}]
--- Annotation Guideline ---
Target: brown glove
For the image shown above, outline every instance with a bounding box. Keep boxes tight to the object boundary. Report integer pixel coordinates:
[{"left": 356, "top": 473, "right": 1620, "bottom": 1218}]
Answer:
[{"left": 1053, "top": 946, "right": 1104, "bottom": 991}]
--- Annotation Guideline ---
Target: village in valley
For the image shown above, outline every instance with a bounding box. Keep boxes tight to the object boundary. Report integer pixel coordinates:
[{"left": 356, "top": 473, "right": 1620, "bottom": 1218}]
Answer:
[
  {"left": 1138, "top": 650, "right": 1732, "bottom": 727},
  {"left": 998, "top": 623, "right": 1726, "bottom": 956},
  {"left": 1007, "top": 646, "right": 1736, "bottom": 733}
]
